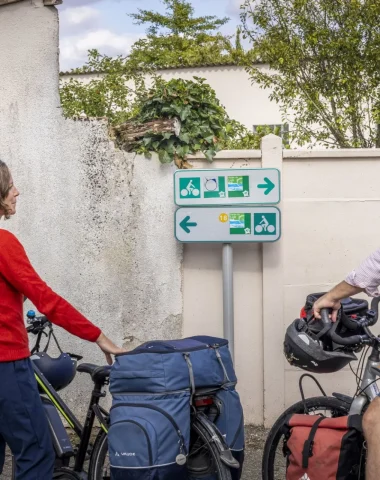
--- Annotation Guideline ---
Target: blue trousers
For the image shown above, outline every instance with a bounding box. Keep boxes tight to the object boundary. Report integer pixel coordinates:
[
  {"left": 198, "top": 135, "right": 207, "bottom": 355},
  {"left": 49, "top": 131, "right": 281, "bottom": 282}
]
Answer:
[{"left": 0, "top": 358, "right": 55, "bottom": 479}]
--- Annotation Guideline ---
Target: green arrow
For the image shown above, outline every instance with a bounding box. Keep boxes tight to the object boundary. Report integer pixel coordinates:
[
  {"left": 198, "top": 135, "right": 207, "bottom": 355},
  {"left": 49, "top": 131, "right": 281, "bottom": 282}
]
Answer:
[
  {"left": 180, "top": 215, "right": 198, "bottom": 233},
  {"left": 257, "top": 177, "right": 275, "bottom": 195}
]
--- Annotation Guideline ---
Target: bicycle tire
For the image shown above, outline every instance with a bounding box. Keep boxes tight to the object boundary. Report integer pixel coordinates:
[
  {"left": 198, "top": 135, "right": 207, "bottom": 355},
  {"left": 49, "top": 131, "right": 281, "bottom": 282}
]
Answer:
[
  {"left": 88, "top": 430, "right": 109, "bottom": 480},
  {"left": 88, "top": 417, "right": 234, "bottom": 480},
  {"left": 10, "top": 453, "right": 15, "bottom": 480},
  {"left": 188, "top": 416, "right": 233, "bottom": 480},
  {"left": 262, "top": 396, "right": 350, "bottom": 480}
]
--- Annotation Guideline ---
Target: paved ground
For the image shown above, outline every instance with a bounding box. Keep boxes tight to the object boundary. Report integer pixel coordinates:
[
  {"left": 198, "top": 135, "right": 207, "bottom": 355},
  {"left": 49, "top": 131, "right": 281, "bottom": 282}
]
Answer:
[
  {"left": 1, "top": 426, "right": 269, "bottom": 479},
  {"left": 2, "top": 450, "right": 13, "bottom": 479},
  {"left": 242, "top": 425, "right": 269, "bottom": 480}
]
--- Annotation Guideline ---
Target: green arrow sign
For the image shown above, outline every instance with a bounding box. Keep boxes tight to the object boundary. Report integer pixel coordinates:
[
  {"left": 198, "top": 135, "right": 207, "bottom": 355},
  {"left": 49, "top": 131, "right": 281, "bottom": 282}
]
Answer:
[
  {"left": 257, "top": 177, "right": 275, "bottom": 195},
  {"left": 175, "top": 168, "right": 280, "bottom": 206},
  {"left": 180, "top": 215, "right": 198, "bottom": 233},
  {"left": 175, "top": 207, "right": 281, "bottom": 243}
]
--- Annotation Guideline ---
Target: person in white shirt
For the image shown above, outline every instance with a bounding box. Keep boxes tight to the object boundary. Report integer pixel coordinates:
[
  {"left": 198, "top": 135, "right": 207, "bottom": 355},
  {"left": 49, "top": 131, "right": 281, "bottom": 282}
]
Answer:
[{"left": 314, "top": 249, "right": 380, "bottom": 480}]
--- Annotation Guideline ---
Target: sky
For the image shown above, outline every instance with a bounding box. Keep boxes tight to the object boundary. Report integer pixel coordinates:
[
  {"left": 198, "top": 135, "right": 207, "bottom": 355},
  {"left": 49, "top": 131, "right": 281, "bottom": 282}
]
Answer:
[{"left": 58, "top": 0, "right": 242, "bottom": 71}]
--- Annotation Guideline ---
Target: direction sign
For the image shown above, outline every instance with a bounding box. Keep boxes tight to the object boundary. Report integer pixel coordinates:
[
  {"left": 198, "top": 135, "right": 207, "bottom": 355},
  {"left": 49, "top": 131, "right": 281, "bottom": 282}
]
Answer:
[
  {"left": 174, "top": 169, "right": 280, "bottom": 206},
  {"left": 175, "top": 207, "right": 281, "bottom": 243}
]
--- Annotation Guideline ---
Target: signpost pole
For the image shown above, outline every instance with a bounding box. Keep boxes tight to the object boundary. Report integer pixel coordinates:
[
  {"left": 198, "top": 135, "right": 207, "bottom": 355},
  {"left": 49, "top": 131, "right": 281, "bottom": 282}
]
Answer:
[{"left": 222, "top": 243, "right": 234, "bottom": 362}]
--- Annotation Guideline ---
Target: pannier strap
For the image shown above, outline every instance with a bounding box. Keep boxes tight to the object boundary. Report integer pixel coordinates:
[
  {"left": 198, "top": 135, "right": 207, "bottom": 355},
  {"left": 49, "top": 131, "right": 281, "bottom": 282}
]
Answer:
[
  {"left": 214, "top": 347, "right": 231, "bottom": 383},
  {"left": 302, "top": 416, "right": 325, "bottom": 469},
  {"left": 183, "top": 353, "right": 195, "bottom": 401}
]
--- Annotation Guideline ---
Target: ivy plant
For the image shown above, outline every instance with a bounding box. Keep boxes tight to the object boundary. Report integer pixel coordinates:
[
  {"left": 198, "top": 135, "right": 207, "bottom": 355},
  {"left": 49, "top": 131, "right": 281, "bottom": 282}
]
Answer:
[{"left": 132, "top": 77, "right": 230, "bottom": 163}]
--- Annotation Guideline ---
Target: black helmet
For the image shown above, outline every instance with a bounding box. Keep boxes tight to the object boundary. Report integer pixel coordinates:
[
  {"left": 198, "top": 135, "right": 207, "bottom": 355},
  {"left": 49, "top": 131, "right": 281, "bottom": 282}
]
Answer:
[
  {"left": 31, "top": 352, "right": 77, "bottom": 391},
  {"left": 284, "top": 318, "right": 357, "bottom": 374}
]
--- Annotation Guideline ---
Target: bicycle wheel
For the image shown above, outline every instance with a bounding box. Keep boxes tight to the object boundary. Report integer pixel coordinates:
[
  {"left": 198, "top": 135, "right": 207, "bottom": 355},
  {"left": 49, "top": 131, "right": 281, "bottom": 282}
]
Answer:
[
  {"left": 188, "top": 416, "right": 232, "bottom": 480},
  {"left": 89, "top": 418, "right": 233, "bottom": 480},
  {"left": 262, "top": 396, "right": 350, "bottom": 480},
  {"left": 88, "top": 431, "right": 110, "bottom": 480},
  {"left": 9, "top": 451, "right": 15, "bottom": 480}
]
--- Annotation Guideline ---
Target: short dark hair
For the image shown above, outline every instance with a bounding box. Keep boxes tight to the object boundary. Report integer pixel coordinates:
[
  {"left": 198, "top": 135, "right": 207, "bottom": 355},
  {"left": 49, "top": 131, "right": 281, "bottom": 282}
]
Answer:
[{"left": 0, "top": 160, "right": 11, "bottom": 219}]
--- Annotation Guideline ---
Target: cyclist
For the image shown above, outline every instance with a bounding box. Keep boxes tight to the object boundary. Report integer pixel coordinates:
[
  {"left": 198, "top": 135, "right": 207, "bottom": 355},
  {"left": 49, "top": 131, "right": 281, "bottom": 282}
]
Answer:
[
  {"left": 259, "top": 215, "right": 269, "bottom": 232},
  {"left": 313, "top": 248, "right": 380, "bottom": 480},
  {"left": 0, "top": 160, "right": 125, "bottom": 479}
]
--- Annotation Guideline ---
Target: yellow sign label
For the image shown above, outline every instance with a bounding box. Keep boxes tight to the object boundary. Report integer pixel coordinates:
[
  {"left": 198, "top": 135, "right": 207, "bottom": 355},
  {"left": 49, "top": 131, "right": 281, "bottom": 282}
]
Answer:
[{"left": 219, "top": 213, "right": 228, "bottom": 223}]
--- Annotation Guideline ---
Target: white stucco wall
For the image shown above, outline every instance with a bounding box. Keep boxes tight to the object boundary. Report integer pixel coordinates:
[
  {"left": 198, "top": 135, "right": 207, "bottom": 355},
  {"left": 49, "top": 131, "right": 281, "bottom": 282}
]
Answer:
[
  {"left": 0, "top": 0, "right": 182, "bottom": 416},
  {"left": 60, "top": 65, "right": 283, "bottom": 130}
]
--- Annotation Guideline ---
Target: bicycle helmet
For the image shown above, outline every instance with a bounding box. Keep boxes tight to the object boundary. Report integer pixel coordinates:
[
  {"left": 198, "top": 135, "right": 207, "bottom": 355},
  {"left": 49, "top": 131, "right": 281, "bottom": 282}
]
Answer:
[
  {"left": 284, "top": 317, "right": 357, "bottom": 374},
  {"left": 31, "top": 352, "right": 77, "bottom": 392}
]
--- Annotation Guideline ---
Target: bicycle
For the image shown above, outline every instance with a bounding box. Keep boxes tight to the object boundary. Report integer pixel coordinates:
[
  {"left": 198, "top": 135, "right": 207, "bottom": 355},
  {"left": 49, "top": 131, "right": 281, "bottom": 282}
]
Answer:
[
  {"left": 262, "top": 297, "right": 380, "bottom": 480},
  {"left": 8, "top": 312, "right": 238, "bottom": 479}
]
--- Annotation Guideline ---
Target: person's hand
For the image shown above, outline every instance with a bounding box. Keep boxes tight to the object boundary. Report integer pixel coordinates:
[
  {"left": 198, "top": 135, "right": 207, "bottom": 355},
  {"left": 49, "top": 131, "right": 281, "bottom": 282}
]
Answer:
[
  {"left": 96, "top": 332, "right": 126, "bottom": 365},
  {"left": 313, "top": 293, "right": 341, "bottom": 322}
]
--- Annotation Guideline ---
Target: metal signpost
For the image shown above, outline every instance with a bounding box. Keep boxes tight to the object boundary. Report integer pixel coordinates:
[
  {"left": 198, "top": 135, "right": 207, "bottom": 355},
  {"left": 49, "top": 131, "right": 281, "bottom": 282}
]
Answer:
[{"left": 174, "top": 169, "right": 281, "bottom": 360}]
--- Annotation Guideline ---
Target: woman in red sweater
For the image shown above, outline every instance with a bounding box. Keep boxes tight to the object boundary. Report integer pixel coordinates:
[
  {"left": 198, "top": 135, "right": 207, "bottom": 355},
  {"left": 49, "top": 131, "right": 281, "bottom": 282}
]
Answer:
[{"left": 0, "top": 160, "right": 125, "bottom": 479}]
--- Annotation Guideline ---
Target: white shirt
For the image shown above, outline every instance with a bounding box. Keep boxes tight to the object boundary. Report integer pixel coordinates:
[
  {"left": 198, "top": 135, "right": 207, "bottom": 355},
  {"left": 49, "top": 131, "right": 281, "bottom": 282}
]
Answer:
[{"left": 345, "top": 249, "right": 380, "bottom": 297}]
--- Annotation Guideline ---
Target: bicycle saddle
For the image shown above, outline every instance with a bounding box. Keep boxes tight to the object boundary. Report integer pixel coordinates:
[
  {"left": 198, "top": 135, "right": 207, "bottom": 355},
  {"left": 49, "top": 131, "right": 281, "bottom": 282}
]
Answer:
[{"left": 77, "top": 363, "right": 111, "bottom": 383}]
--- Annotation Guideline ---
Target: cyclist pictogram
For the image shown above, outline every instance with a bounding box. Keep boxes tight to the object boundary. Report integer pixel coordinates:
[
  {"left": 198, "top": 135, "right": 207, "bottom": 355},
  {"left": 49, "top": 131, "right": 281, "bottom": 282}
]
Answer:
[
  {"left": 254, "top": 213, "right": 276, "bottom": 235},
  {"left": 179, "top": 178, "right": 201, "bottom": 198}
]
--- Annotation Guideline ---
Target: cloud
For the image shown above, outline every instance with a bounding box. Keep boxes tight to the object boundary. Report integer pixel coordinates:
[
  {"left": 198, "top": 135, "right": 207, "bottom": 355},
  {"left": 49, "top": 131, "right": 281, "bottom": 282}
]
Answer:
[
  {"left": 60, "top": 0, "right": 112, "bottom": 8},
  {"left": 227, "top": 0, "right": 244, "bottom": 16},
  {"left": 59, "top": 0, "right": 138, "bottom": 9},
  {"left": 60, "top": 6, "right": 101, "bottom": 35},
  {"left": 60, "top": 29, "right": 140, "bottom": 70}
]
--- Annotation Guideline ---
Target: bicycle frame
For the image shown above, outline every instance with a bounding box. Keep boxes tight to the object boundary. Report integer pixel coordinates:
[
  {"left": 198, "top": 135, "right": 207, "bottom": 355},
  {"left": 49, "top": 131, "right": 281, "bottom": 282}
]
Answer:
[
  {"left": 349, "top": 346, "right": 380, "bottom": 415},
  {"left": 32, "top": 362, "right": 109, "bottom": 474}
]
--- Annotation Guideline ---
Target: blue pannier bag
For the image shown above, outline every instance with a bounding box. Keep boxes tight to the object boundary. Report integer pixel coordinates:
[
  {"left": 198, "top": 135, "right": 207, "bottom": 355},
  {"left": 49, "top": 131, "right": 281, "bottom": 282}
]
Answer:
[
  {"left": 214, "top": 385, "right": 245, "bottom": 480},
  {"left": 109, "top": 335, "right": 244, "bottom": 480}
]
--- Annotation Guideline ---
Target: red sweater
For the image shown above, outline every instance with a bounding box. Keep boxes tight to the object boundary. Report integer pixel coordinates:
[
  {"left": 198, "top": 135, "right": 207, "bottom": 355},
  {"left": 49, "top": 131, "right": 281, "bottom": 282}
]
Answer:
[{"left": 0, "top": 229, "right": 101, "bottom": 362}]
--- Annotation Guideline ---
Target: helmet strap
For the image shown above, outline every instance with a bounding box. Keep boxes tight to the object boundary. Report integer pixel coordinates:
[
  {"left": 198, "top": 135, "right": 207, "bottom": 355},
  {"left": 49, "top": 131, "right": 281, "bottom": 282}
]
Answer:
[{"left": 43, "top": 327, "right": 63, "bottom": 354}]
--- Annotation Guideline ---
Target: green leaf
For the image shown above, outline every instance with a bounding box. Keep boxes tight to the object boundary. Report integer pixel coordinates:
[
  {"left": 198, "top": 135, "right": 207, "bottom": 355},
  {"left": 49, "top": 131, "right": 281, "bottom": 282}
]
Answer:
[
  {"left": 158, "top": 150, "right": 172, "bottom": 163},
  {"left": 179, "top": 133, "right": 190, "bottom": 143},
  {"left": 180, "top": 108, "right": 190, "bottom": 121},
  {"left": 204, "top": 149, "right": 215, "bottom": 161}
]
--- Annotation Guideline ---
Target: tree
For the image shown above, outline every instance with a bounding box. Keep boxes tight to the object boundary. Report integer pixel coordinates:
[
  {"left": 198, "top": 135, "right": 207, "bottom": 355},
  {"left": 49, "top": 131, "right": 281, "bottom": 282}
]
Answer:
[
  {"left": 241, "top": 0, "right": 380, "bottom": 148},
  {"left": 60, "top": 0, "right": 251, "bottom": 124},
  {"left": 60, "top": 50, "right": 147, "bottom": 125},
  {"left": 128, "top": 0, "right": 245, "bottom": 69},
  {"left": 225, "top": 122, "right": 289, "bottom": 149}
]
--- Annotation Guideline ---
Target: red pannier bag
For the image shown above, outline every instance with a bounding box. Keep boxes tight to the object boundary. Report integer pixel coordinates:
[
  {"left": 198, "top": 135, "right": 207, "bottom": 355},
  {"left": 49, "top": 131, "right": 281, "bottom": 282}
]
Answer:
[{"left": 283, "top": 414, "right": 365, "bottom": 480}]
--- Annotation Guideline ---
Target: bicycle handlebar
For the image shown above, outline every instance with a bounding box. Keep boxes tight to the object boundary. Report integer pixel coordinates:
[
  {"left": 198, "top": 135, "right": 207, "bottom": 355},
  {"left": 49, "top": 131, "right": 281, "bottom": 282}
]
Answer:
[
  {"left": 320, "top": 308, "right": 370, "bottom": 346},
  {"left": 26, "top": 315, "right": 50, "bottom": 334},
  {"left": 320, "top": 309, "right": 331, "bottom": 326}
]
